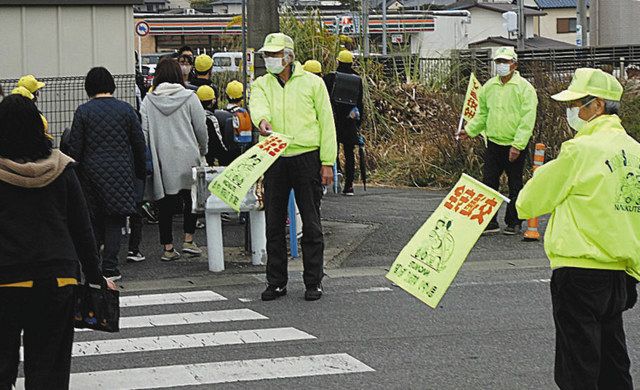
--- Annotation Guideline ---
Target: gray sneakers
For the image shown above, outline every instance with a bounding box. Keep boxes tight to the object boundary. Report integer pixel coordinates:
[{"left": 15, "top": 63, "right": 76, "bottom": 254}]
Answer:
[
  {"left": 182, "top": 241, "right": 203, "bottom": 256},
  {"left": 161, "top": 248, "right": 181, "bottom": 262}
]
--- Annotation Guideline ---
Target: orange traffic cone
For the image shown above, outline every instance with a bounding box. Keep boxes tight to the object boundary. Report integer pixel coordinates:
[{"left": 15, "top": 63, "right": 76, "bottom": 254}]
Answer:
[{"left": 523, "top": 143, "right": 545, "bottom": 241}]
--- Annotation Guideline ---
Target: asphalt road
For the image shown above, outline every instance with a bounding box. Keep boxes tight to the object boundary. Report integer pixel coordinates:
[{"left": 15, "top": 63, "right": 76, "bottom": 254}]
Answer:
[{"left": 17, "top": 263, "right": 640, "bottom": 389}]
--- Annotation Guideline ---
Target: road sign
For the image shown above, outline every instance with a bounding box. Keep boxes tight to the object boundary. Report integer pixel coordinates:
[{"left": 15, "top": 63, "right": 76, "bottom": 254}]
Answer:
[
  {"left": 392, "top": 34, "right": 404, "bottom": 44},
  {"left": 136, "top": 21, "right": 150, "bottom": 37}
]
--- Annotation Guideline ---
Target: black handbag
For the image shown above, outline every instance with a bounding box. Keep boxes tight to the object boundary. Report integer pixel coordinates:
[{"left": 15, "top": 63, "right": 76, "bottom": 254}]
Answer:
[{"left": 73, "top": 283, "right": 120, "bottom": 333}]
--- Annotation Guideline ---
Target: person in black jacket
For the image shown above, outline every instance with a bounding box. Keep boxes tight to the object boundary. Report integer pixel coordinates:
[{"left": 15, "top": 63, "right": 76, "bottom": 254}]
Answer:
[
  {"left": 0, "top": 95, "right": 115, "bottom": 390},
  {"left": 196, "top": 85, "right": 240, "bottom": 166},
  {"left": 324, "top": 50, "right": 364, "bottom": 196},
  {"left": 67, "top": 67, "right": 147, "bottom": 281}
]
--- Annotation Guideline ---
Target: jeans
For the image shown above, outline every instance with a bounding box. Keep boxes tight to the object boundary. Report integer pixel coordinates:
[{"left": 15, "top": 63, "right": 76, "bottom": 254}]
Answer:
[
  {"left": 551, "top": 268, "right": 633, "bottom": 390},
  {"left": 263, "top": 151, "right": 325, "bottom": 288},
  {"left": 482, "top": 141, "right": 527, "bottom": 227},
  {"left": 0, "top": 280, "right": 75, "bottom": 390},
  {"left": 92, "top": 212, "right": 125, "bottom": 273},
  {"left": 158, "top": 189, "right": 197, "bottom": 245}
]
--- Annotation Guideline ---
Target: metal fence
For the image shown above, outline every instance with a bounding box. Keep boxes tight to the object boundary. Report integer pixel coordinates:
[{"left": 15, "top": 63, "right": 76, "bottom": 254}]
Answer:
[
  {"left": 372, "top": 45, "right": 640, "bottom": 90},
  {"left": 0, "top": 75, "right": 137, "bottom": 146}
]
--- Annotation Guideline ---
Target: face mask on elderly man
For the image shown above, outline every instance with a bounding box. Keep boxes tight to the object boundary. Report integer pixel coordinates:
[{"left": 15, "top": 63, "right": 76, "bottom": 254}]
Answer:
[{"left": 265, "top": 57, "right": 286, "bottom": 75}]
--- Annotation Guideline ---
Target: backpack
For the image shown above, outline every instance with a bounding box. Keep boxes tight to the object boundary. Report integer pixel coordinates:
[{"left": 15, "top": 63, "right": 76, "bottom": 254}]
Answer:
[
  {"left": 228, "top": 106, "right": 253, "bottom": 144},
  {"left": 330, "top": 72, "right": 362, "bottom": 106}
]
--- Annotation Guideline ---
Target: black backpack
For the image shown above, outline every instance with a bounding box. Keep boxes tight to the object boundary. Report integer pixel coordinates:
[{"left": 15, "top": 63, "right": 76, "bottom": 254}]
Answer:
[{"left": 330, "top": 72, "right": 362, "bottom": 106}]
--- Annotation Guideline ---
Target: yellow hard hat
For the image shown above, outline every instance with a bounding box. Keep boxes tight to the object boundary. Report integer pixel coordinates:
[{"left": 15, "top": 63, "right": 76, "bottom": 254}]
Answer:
[
  {"left": 17, "top": 75, "right": 45, "bottom": 93},
  {"left": 552, "top": 68, "right": 624, "bottom": 102},
  {"left": 258, "top": 32, "right": 294, "bottom": 53},
  {"left": 12, "top": 86, "right": 34, "bottom": 100},
  {"left": 194, "top": 54, "right": 214, "bottom": 73},
  {"left": 226, "top": 80, "right": 244, "bottom": 100},
  {"left": 303, "top": 60, "right": 322, "bottom": 74},
  {"left": 337, "top": 50, "right": 354, "bottom": 64},
  {"left": 196, "top": 85, "right": 215, "bottom": 102},
  {"left": 493, "top": 47, "right": 518, "bottom": 61}
]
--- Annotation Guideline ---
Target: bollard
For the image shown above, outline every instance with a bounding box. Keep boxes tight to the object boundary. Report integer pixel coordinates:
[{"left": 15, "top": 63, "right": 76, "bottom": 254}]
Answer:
[
  {"left": 205, "top": 212, "right": 225, "bottom": 272},
  {"left": 523, "top": 143, "right": 545, "bottom": 241},
  {"left": 249, "top": 210, "right": 267, "bottom": 265}
]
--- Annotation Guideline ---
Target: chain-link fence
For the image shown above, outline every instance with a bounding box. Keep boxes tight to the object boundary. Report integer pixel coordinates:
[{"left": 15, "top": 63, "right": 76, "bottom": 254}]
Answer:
[{"left": 0, "top": 75, "right": 137, "bottom": 146}]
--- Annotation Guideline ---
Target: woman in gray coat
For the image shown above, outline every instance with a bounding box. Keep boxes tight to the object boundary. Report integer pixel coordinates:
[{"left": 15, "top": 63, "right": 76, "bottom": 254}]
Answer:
[{"left": 141, "top": 59, "right": 208, "bottom": 261}]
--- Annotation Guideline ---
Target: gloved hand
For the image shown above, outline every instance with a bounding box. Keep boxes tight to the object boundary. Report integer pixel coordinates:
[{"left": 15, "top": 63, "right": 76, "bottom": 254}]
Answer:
[{"left": 625, "top": 274, "right": 638, "bottom": 310}]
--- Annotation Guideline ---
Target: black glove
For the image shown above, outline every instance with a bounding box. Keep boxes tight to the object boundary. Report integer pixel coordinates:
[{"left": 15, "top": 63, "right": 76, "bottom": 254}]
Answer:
[{"left": 625, "top": 275, "right": 638, "bottom": 310}]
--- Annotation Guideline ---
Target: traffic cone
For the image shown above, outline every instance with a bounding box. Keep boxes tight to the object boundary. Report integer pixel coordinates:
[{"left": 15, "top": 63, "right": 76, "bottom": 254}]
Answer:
[{"left": 523, "top": 143, "right": 545, "bottom": 241}]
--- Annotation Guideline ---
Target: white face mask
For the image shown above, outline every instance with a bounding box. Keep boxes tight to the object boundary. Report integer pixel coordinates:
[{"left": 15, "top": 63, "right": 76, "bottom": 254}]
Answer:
[
  {"left": 265, "top": 57, "right": 285, "bottom": 74},
  {"left": 566, "top": 99, "right": 596, "bottom": 132},
  {"left": 496, "top": 63, "right": 512, "bottom": 77},
  {"left": 180, "top": 64, "right": 192, "bottom": 76}
]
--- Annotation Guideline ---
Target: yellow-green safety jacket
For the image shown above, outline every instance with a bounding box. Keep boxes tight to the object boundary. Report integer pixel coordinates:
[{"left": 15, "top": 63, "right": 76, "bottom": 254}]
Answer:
[
  {"left": 249, "top": 62, "right": 337, "bottom": 165},
  {"left": 516, "top": 114, "right": 640, "bottom": 280},
  {"left": 466, "top": 71, "right": 538, "bottom": 151}
]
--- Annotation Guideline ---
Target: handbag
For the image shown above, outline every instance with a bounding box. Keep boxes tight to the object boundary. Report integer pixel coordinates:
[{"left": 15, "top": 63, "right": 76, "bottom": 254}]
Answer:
[{"left": 73, "top": 282, "right": 120, "bottom": 333}]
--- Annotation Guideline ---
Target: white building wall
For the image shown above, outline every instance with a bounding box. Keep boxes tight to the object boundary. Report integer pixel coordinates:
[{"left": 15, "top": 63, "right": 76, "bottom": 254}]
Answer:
[
  {"left": 0, "top": 5, "right": 135, "bottom": 78},
  {"left": 592, "top": 0, "right": 640, "bottom": 46},
  {"left": 413, "top": 9, "right": 535, "bottom": 57},
  {"left": 536, "top": 8, "right": 586, "bottom": 45}
]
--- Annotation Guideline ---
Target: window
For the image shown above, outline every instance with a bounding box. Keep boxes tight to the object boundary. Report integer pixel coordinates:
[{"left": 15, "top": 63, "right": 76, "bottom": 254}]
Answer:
[
  {"left": 214, "top": 57, "right": 232, "bottom": 67},
  {"left": 235, "top": 57, "right": 242, "bottom": 67},
  {"left": 557, "top": 17, "right": 590, "bottom": 34}
]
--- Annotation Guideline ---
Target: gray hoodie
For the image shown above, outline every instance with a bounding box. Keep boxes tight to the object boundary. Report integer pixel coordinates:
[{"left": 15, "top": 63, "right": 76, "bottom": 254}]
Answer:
[{"left": 141, "top": 83, "right": 208, "bottom": 200}]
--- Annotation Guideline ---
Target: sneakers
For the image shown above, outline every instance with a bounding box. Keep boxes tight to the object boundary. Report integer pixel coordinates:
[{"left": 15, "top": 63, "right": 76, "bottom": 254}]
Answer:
[
  {"left": 342, "top": 187, "right": 354, "bottom": 196},
  {"left": 161, "top": 248, "right": 182, "bottom": 262},
  {"left": 482, "top": 222, "right": 501, "bottom": 235},
  {"left": 182, "top": 241, "right": 203, "bottom": 256},
  {"left": 503, "top": 225, "right": 521, "bottom": 236},
  {"left": 195, "top": 220, "right": 205, "bottom": 229},
  {"left": 141, "top": 202, "right": 158, "bottom": 224},
  {"left": 126, "top": 251, "right": 146, "bottom": 263},
  {"left": 304, "top": 284, "right": 323, "bottom": 301},
  {"left": 103, "top": 269, "right": 122, "bottom": 281},
  {"left": 261, "top": 285, "right": 287, "bottom": 301}
]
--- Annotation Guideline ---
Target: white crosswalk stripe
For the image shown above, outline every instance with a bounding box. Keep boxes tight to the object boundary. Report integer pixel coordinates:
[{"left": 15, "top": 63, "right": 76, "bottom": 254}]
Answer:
[
  {"left": 15, "top": 289, "right": 374, "bottom": 389},
  {"left": 119, "top": 290, "right": 226, "bottom": 307},
  {"left": 76, "top": 308, "right": 267, "bottom": 331},
  {"left": 54, "top": 354, "right": 373, "bottom": 389}
]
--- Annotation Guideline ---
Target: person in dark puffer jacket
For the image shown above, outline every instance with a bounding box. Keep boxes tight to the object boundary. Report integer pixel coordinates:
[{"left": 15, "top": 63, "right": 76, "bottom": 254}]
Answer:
[
  {"left": 67, "top": 67, "right": 147, "bottom": 281},
  {"left": 0, "top": 95, "right": 116, "bottom": 389}
]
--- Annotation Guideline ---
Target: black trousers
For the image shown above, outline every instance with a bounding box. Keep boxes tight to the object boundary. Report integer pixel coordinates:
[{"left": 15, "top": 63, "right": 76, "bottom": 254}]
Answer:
[
  {"left": 93, "top": 213, "right": 125, "bottom": 273},
  {"left": 264, "top": 151, "right": 324, "bottom": 288},
  {"left": 128, "top": 206, "right": 143, "bottom": 252},
  {"left": 339, "top": 143, "right": 356, "bottom": 190},
  {"left": 483, "top": 141, "right": 527, "bottom": 227},
  {"left": 0, "top": 281, "right": 75, "bottom": 390},
  {"left": 551, "top": 268, "right": 633, "bottom": 390},
  {"left": 158, "top": 189, "right": 197, "bottom": 245}
]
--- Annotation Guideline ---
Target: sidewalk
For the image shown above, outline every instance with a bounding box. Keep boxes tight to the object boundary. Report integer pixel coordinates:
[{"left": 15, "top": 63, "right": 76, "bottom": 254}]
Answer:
[{"left": 114, "top": 185, "right": 549, "bottom": 284}]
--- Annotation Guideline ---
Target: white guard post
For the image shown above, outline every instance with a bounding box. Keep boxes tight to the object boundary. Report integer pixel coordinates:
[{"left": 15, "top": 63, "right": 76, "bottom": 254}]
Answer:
[{"left": 203, "top": 167, "right": 267, "bottom": 272}]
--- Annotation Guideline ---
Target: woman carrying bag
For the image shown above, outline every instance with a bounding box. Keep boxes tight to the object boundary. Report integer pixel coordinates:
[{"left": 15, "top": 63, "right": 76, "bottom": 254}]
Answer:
[{"left": 0, "top": 95, "right": 116, "bottom": 389}]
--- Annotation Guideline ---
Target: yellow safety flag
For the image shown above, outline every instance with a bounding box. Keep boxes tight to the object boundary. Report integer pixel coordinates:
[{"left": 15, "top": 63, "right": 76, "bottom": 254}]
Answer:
[
  {"left": 462, "top": 73, "right": 481, "bottom": 122},
  {"left": 386, "top": 174, "right": 508, "bottom": 308},
  {"left": 208, "top": 133, "right": 291, "bottom": 211}
]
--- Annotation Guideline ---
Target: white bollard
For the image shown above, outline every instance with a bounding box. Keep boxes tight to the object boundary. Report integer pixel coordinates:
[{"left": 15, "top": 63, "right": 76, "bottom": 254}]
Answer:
[
  {"left": 249, "top": 211, "right": 267, "bottom": 265},
  {"left": 205, "top": 212, "right": 224, "bottom": 272}
]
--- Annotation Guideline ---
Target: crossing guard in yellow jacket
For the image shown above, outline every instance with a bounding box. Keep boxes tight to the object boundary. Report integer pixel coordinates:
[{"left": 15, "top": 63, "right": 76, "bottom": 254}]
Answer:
[
  {"left": 249, "top": 33, "right": 337, "bottom": 302},
  {"left": 459, "top": 47, "right": 538, "bottom": 236},
  {"left": 517, "top": 68, "right": 639, "bottom": 390}
]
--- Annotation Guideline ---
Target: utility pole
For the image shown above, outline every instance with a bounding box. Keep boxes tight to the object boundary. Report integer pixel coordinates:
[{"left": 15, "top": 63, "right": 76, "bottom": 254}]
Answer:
[
  {"left": 248, "top": 0, "right": 280, "bottom": 76},
  {"left": 517, "top": 0, "right": 525, "bottom": 50},
  {"left": 382, "top": 0, "right": 388, "bottom": 56},
  {"left": 362, "top": 0, "right": 370, "bottom": 57},
  {"left": 576, "top": 0, "right": 588, "bottom": 46},
  {"left": 241, "top": 0, "right": 247, "bottom": 100}
]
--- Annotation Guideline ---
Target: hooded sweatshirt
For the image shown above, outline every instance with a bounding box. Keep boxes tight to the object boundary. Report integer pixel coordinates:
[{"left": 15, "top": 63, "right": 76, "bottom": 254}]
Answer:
[
  {"left": 0, "top": 150, "right": 102, "bottom": 285},
  {"left": 140, "top": 83, "right": 208, "bottom": 200}
]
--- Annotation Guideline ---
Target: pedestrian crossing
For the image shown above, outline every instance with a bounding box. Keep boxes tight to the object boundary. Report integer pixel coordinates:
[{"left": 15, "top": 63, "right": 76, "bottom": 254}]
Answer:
[{"left": 15, "top": 289, "right": 374, "bottom": 389}]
